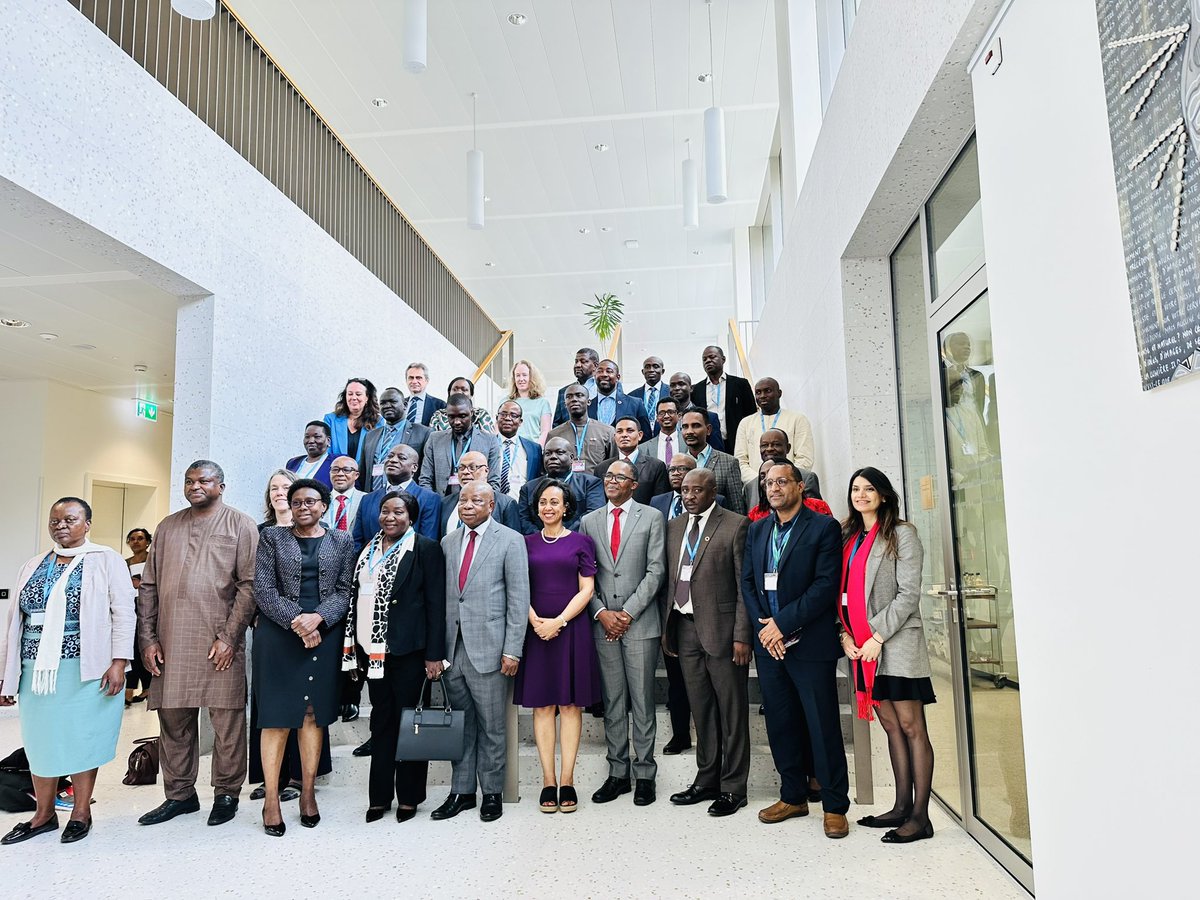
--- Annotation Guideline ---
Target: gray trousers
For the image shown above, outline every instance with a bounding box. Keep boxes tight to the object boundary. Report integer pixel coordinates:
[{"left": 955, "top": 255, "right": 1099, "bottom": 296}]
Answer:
[
  {"left": 676, "top": 615, "right": 749, "bottom": 796},
  {"left": 442, "top": 639, "right": 508, "bottom": 795},
  {"left": 595, "top": 634, "right": 658, "bottom": 782}
]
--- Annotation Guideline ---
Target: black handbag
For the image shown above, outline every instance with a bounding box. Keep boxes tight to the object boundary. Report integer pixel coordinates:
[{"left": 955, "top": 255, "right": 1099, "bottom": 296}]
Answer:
[
  {"left": 122, "top": 737, "right": 160, "bottom": 786},
  {"left": 395, "top": 678, "right": 465, "bottom": 763}
]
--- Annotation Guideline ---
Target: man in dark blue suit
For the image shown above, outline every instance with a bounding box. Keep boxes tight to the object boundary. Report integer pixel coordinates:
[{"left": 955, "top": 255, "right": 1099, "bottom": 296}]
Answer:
[
  {"left": 552, "top": 348, "right": 600, "bottom": 427},
  {"left": 518, "top": 436, "right": 604, "bottom": 534},
  {"left": 495, "top": 400, "right": 544, "bottom": 501},
  {"left": 438, "top": 451, "right": 522, "bottom": 535},
  {"left": 353, "top": 444, "right": 440, "bottom": 551},
  {"left": 589, "top": 359, "right": 652, "bottom": 437},
  {"left": 740, "top": 461, "right": 849, "bottom": 839},
  {"left": 627, "top": 356, "right": 666, "bottom": 438},
  {"left": 667, "top": 372, "right": 724, "bottom": 452},
  {"left": 405, "top": 362, "right": 446, "bottom": 426}
]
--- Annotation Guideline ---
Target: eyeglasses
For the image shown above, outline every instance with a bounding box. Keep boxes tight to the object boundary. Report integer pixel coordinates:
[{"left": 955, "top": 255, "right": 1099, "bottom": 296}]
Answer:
[
  {"left": 602, "top": 473, "right": 633, "bottom": 484},
  {"left": 289, "top": 498, "right": 324, "bottom": 509},
  {"left": 330, "top": 466, "right": 359, "bottom": 474},
  {"left": 457, "top": 463, "right": 487, "bottom": 473},
  {"left": 667, "top": 465, "right": 693, "bottom": 474},
  {"left": 496, "top": 410, "right": 522, "bottom": 420},
  {"left": 764, "top": 478, "right": 797, "bottom": 489},
  {"left": 49, "top": 517, "right": 83, "bottom": 527}
]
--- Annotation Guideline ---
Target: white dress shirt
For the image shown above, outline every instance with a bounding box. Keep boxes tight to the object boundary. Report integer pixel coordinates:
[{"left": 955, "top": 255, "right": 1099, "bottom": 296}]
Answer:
[
  {"left": 605, "top": 498, "right": 634, "bottom": 547},
  {"left": 498, "top": 435, "right": 527, "bottom": 499},
  {"left": 651, "top": 430, "right": 679, "bottom": 464},
  {"left": 705, "top": 374, "right": 728, "bottom": 441},
  {"left": 458, "top": 514, "right": 492, "bottom": 571},
  {"left": 675, "top": 501, "right": 716, "bottom": 615},
  {"left": 323, "top": 486, "right": 363, "bottom": 531}
]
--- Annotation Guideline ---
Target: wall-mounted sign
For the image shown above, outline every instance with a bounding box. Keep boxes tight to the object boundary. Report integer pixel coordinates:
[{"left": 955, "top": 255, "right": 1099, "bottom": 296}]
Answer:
[
  {"left": 136, "top": 398, "right": 158, "bottom": 422},
  {"left": 1096, "top": 0, "right": 1200, "bottom": 390}
]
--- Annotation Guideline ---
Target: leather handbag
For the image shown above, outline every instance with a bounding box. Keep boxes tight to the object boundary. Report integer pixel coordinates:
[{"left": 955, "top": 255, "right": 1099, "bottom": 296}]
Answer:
[
  {"left": 122, "top": 737, "right": 160, "bottom": 786},
  {"left": 396, "top": 678, "right": 465, "bottom": 763}
]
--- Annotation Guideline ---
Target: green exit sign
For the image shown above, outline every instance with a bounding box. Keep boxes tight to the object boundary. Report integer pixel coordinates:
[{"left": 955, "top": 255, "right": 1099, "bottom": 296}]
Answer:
[{"left": 136, "top": 399, "right": 158, "bottom": 422}]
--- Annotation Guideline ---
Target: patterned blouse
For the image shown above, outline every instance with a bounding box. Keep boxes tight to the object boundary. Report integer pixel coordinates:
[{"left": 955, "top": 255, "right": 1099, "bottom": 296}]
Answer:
[
  {"left": 427, "top": 407, "right": 499, "bottom": 436},
  {"left": 20, "top": 554, "right": 84, "bottom": 660}
]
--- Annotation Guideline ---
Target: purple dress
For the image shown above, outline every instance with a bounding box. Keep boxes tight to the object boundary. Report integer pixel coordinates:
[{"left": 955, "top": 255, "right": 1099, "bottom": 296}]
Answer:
[{"left": 513, "top": 531, "right": 603, "bottom": 708}]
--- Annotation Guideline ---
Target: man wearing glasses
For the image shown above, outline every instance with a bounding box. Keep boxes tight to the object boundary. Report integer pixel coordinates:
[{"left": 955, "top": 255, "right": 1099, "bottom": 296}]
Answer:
[
  {"left": 438, "top": 451, "right": 522, "bottom": 535},
  {"left": 322, "top": 456, "right": 364, "bottom": 535}
]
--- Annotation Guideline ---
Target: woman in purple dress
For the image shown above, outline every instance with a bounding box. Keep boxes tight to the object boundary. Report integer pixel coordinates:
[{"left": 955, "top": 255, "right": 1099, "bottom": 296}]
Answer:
[{"left": 513, "top": 479, "right": 601, "bottom": 814}]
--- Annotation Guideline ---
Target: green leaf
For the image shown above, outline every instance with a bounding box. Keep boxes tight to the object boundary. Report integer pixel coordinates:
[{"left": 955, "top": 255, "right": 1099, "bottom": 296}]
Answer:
[{"left": 583, "top": 292, "right": 624, "bottom": 342}]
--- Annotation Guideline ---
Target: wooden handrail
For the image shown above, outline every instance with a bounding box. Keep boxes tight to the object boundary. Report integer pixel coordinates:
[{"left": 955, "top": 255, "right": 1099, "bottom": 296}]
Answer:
[
  {"left": 473, "top": 330, "right": 515, "bottom": 383},
  {"left": 728, "top": 318, "right": 752, "bottom": 383},
  {"left": 606, "top": 324, "right": 623, "bottom": 362}
]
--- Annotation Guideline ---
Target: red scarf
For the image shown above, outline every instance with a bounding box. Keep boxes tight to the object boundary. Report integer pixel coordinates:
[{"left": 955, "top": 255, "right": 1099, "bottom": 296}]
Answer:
[{"left": 838, "top": 524, "right": 879, "bottom": 721}]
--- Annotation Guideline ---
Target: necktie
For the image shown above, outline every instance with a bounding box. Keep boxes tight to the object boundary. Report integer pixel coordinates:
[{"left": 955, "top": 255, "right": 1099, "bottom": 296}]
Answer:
[
  {"left": 500, "top": 439, "right": 513, "bottom": 494},
  {"left": 664, "top": 434, "right": 673, "bottom": 464},
  {"left": 610, "top": 507, "right": 622, "bottom": 560},
  {"left": 335, "top": 494, "right": 349, "bottom": 531},
  {"left": 373, "top": 425, "right": 399, "bottom": 491},
  {"left": 671, "top": 495, "right": 682, "bottom": 518},
  {"left": 458, "top": 529, "right": 477, "bottom": 591},
  {"left": 674, "top": 515, "right": 702, "bottom": 608},
  {"left": 406, "top": 397, "right": 419, "bottom": 424},
  {"left": 644, "top": 386, "right": 657, "bottom": 420}
]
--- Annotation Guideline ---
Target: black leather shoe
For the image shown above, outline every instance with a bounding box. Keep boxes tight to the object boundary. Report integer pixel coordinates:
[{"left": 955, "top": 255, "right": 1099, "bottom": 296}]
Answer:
[
  {"left": 249, "top": 785, "right": 266, "bottom": 801},
  {"left": 1, "top": 815, "right": 59, "bottom": 845},
  {"left": 663, "top": 735, "right": 692, "bottom": 755},
  {"left": 634, "top": 780, "right": 656, "bottom": 806},
  {"left": 207, "top": 794, "right": 238, "bottom": 826},
  {"left": 341, "top": 703, "right": 360, "bottom": 723},
  {"left": 479, "top": 793, "right": 503, "bottom": 822},
  {"left": 365, "top": 807, "right": 388, "bottom": 823},
  {"left": 396, "top": 807, "right": 417, "bottom": 822},
  {"left": 669, "top": 784, "right": 720, "bottom": 806},
  {"left": 430, "top": 793, "right": 477, "bottom": 820},
  {"left": 139, "top": 795, "right": 200, "bottom": 826},
  {"left": 352, "top": 738, "right": 373, "bottom": 757},
  {"left": 707, "top": 793, "right": 747, "bottom": 817},
  {"left": 300, "top": 812, "right": 320, "bottom": 828},
  {"left": 60, "top": 818, "right": 92, "bottom": 843},
  {"left": 881, "top": 820, "right": 934, "bottom": 843},
  {"left": 591, "top": 776, "right": 632, "bottom": 804}
]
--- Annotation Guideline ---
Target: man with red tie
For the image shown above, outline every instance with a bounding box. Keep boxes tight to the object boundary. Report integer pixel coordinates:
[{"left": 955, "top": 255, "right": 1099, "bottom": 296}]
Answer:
[{"left": 323, "top": 456, "right": 364, "bottom": 536}]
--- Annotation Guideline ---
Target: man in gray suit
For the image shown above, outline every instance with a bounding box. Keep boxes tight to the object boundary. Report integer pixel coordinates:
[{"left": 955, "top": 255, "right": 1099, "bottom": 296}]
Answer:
[
  {"left": 580, "top": 460, "right": 666, "bottom": 807},
  {"left": 679, "top": 409, "right": 746, "bottom": 514},
  {"left": 433, "top": 482, "right": 530, "bottom": 823},
  {"left": 418, "top": 393, "right": 502, "bottom": 496}
]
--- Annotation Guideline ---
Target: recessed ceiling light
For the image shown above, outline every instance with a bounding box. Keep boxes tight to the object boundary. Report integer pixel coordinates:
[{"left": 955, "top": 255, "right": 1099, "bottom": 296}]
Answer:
[
  {"left": 578, "top": 227, "right": 591, "bottom": 235},
  {"left": 593, "top": 143, "right": 608, "bottom": 152},
  {"left": 371, "top": 97, "right": 389, "bottom": 108},
  {"left": 624, "top": 239, "right": 639, "bottom": 249},
  {"left": 72, "top": 343, "right": 97, "bottom": 351},
  {"left": 698, "top": 72, "right": 713, "bottom": 83},
  {"left": 1, "top": 317, "right": 29, "bottom": 328},
  {"left": 507, "top": 13, "right": 527, "bottom": 26},
  {"left": 484, "top": 261, "right": 495, "bottom": 267},
  {"left": 133, "top": 363, "right": 149, "bottom": 373},
  {"left": 692, "top": 249, "right": 703, "bottom": 256},
  {"left": 599, "top": 226, "right": 611, "bottom": 233},
  {"left": 541, "top": 304, "right": 551, "bottom": 310},
  {"left": 39, "top": 332, "right": 58, "bottom": 341},
  {"left": 484, "top": 195, "right": 492, "bottom": 203},
  {"left": 625, "top": 280, "right": 633, "bottom": 286}
]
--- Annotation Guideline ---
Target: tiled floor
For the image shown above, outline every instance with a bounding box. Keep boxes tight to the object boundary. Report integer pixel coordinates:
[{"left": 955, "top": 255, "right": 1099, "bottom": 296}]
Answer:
[{"left": 0, "top": 703, "right": 1027, "bottom": 899}]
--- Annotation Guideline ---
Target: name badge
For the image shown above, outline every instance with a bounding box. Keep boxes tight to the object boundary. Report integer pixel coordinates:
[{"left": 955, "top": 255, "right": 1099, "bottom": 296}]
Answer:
[
  {"left": 448, "top": 474, "right": 460, "bottom": 487},
  {"left": 841, "top": 592, "right": 849, "bottom": 609},
  {"left": 372, "top": 464, "right": 384, "bottom": 477},
  {"left": 764, "top": 573, "right": 778, "bottom": 591},
  {"left": 572, "top": 459, "right": 586, "bottom": 473},
  {"left": 679, "top": 565, "right": 692, "bottom": 582}
]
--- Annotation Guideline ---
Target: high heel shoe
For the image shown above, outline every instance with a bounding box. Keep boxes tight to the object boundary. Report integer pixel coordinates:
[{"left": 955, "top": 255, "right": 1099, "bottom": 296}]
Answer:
[
  {"left": 300, "top": 811, "right": 320, "bottom": 828},
  {"left": 262, "top": 812, "right": 286, "bottom": 837},
  {"left": 881, "top": 820, "right": 934, "bottom": 843},
  {"left": 858, "top": 812, "right": 910, "bottom": 828}
]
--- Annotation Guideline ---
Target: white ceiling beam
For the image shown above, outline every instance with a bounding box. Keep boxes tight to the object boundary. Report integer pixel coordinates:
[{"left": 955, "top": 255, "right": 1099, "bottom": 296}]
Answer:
[{"left": 413, "top": 199, "right": 757, "bottom": 225}]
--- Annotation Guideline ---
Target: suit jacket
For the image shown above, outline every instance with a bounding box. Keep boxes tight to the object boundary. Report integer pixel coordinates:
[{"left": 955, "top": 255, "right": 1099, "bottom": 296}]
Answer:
[
  {"left": 552, "top": 379, "right": 595, "bottom": 427},
  {"left": 348, "top": 533, "right": 446, "bottom": 659},
  {"left": 441, "top": 521, "right": 530, "bottom": 673},
  {"left": 417, "top": 427, "right": 502, "bottom": 495},
  {"left": 588, "top": 391, "right": 653, "bottom": 437},
  {"left": 517, "top": 473, "right": 605, "bottom": 535},
  {"left": 547, "top": 419, "right": 615, "bottom": 471},
  {"left": 627, "top": 384, "right": 665, "bottom": 437},
  {"left": 739, "top": 505, "right": 841, "bottom": 660},
  {"left": 439, "top": 490, "right": 522, "bottom": 537},
  {"left": 357, "top": 420, "right": 432, "bottom": 490},
  {"left": 691, "top": 374, "right": 755, "bottom": 446},
  {"left": 579, "top": 502, "right": 667, "bottom": 641},
  {"left": 593, "top": 454, "right": 670, "bottom": 505},
  {"left": 650, "top": 491, "right": 731, "bottom": 520},
  {"left": 254, "top": 526, "right": 356, "bottom": 631},
  {"left": 322, "top": 413, "right": 381, "bottom": 467},
  {"left": 694, "top": 447, "right": 747, "bottom": 515},
  {"left": 353, "top": 482, "right": 441, "bottom": 551},
  {"left": 412, "top": 394, "right": 446, "bottom": 427},
  {"left": 853, "top": 522, "right": 929, "bottom": 678},
  {"left": 663, "top": 505, "right": 750, "bottom": 657},
  {"left": 286, "top": 454, "right": 333, "bottom": 488}
]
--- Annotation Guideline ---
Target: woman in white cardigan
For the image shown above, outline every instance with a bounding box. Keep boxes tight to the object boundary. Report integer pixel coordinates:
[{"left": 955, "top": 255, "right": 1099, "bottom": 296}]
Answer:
[{"left": 0, "top": 497, "right": 135, "bottom": 845}]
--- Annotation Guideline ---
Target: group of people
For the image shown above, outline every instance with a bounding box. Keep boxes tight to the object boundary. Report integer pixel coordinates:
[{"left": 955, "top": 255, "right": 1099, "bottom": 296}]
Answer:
[{"left": 0, "top": 345, "right": 936, "bottom": 849}]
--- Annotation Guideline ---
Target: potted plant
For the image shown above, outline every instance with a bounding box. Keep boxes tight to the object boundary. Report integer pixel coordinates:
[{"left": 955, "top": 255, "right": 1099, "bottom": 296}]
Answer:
[{"left": 583, "top": 292, "right": 624, "bottom": 343}]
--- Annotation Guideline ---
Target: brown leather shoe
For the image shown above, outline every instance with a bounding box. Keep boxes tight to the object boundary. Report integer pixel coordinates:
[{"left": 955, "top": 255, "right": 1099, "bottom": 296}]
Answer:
[
  {"left": 824, "top": 812, "right": 850, "bottom": 839},
  {"left": 758, "top": 800, "right": 809, "bottom": 824}
]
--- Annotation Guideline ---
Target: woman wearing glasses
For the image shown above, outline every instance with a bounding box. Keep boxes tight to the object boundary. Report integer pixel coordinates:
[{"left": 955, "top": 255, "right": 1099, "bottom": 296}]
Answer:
[
  {"left": 513, "top": 479, "right": 601, "bottom": 813},
  {"left": 252, "top": 479, "right": 355, "bottom": 835}
]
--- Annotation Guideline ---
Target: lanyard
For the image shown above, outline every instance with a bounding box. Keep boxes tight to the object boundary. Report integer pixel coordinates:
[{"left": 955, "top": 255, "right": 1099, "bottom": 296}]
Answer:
[
  {"left": 449, "top": 432, "right": 473, "bottom": 469},
  {"left": 683, "top": 520, "right": 703, "bottom": 562},
  {"left": 367, "top": 529, "right": 413, "bottom": 575},
  {"left": 570, "top": 421, "right": 589, "bottom": 457},
  {"left": 298, "top": 452, "right": 327, "bottom": 479},
  {"left": 40, "top": 554, "right": 67, "bottom": 605},
  {"left": 709, "top": 380, "right": 722, "bottom": 406},
  {"left": 768, "top": 521, "right": 794, "bottom": 573},
  {"left": 760, "top": 410, "right": 781, "bottom": 432}
]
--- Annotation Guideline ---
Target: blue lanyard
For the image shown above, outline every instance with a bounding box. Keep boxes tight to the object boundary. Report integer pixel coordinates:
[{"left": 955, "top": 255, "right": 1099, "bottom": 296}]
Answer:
[
  {"left": 710, "top": 380, "right": 722, "bottom": 406},
  {"left": 683, "top": 520, "right": 703, "bottom": 562},
  {"left": 367, "top": 529, "right": 412, "bottom": 574},
  {"left": 40, "top": 554, "right": 67, "bottom": 605},
  {"left": 768, "top": 521, "right": 793, "bottom": 573},
  {"left": 450, "top": 432, "right": 473, "bottom": 468},
  {"left": 571, "top": 421, "right": 589, "bottom": 457},
  {"left": 298, "top": 453, "right": 327, "bottom": 478},
  {"left": 760, "top": 410, "right": 781, "bottom": 432}
]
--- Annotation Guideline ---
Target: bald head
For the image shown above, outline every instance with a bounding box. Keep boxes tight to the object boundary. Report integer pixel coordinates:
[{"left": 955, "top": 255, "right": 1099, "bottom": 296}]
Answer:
[
  {"left": 330, "top": 455, "right": 360, "bottom": 491},
  {"left": 759, "top": 428, "right": 791, "bottom": 463},
  {"left": 457, "top": 450, "right": 489, "bottom": 484},
  {"left": 754, "top": 377, "right": 782, "bottom": 414},
  {"left": 680, "top": 466, "right": 716, "bottom": 514},
  {"left": 457, "top": 480, "right": 495, "bottom": 528},
  {"left": 543, "top": 436, "right": 575, "bottom": 477}
]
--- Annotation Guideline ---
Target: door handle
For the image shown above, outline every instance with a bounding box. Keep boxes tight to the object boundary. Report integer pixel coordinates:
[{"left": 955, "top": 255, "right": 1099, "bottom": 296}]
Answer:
[{"left": 932, "top": 588, "right": 960, "bottom": 597}]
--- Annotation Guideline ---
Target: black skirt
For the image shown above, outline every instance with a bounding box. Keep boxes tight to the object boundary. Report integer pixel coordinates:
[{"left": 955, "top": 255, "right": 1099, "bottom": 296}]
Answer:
[
  {"left": 252, "top": 615, "right": 343, "bottom": 728},
  {"left": 870, "top": 673, "right": 936, "bottom": 705}
]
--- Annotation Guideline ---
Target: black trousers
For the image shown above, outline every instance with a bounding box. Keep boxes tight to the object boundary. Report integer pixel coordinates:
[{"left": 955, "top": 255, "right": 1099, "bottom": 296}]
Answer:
[
  {"left": 368, "top": 651, "right": 431, "bottom": 808},
  {"left": 756, "top": 653, "right": 848, "bottom": 813}
]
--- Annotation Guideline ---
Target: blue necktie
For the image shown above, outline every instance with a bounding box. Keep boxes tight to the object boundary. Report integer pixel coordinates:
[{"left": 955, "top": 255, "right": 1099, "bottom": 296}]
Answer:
[
  {"left": 500, "top": 439, "right": 513, "bottom": 494},
  {"left": 644, "top": 386, "right": 657, "bottom": 420},
  {"left": 406, "top": 397, "right": 419, "bottom": 424},
  {"left": 671, "top": 495, "right": 682, "bottom": 518}
]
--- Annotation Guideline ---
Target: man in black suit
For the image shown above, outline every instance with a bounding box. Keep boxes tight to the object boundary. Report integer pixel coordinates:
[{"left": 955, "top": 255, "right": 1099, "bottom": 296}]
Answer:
[
  {"left": 405, "top": 362, "right": 445, "bottom": 427},
  {"left": 552, "top": 347, "right": 599, "bottom": 426},
  {"left": 691, "top": 346, "right": 756, "bottom": 448},
  {"left": 517, "top": 437, "right": 604, "bottom": 534},
  {"left": 594, "top": 416, "right": 669, "bottom": 505},
  {"left": 627, "top": 356, "right": 666, "bottom": 437},
  {"left": 359, "top": 386, "right": 431, "bottom": 491},
  {"left": 740, "top": 461, "right": 849, "bottom": 839},
  {"left": 589, "top": 359, "right": 653, "bottom": 436},
  {"left": 668, "top": 372, "right": 724, "bottom": 452}
]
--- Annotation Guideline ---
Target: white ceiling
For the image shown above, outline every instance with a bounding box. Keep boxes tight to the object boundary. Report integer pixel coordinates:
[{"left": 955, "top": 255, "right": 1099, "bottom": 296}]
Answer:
[
  {"left": 229, "top": 0, "right": 779, "bottom": 388},
  {"left": 0, "top": 207, "right": 182, "bottom": 412}
]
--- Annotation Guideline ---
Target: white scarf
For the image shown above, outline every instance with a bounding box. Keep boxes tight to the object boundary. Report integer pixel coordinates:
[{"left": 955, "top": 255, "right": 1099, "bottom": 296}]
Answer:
[{"left": 33, "top": 541, "right": 105, "bottom": 694}]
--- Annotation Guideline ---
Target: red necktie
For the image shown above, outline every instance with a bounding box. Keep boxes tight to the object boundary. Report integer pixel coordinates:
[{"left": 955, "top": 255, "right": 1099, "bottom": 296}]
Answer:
[
  {"left": 335, "top": 494, "right": 349, "bottom": 531},
  {"left": 458, "top": 529, "right": 478, "bottom": 591},
  {"left": 610, "top": 508, "right": 622, "bottom": 560},
  {"left": 664, "top": 434, "right": 673, "bottom": 464}
]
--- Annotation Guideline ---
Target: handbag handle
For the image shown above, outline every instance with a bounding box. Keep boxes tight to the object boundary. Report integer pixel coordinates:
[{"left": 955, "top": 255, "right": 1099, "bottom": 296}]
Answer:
[{"left": 411, "top": 677, "right": 453, "bottom": 728}]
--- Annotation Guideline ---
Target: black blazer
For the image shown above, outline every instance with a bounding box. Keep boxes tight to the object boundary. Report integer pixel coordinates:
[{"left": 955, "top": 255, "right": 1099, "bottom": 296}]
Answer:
[
  {"left": 739, "top": 505, "right": 842, "bottom": 661},
  {"left": 587, "top": 392, "right": 653, "bottom": 437},
  {"left": 594, "top": 454, "right": 670, "bottom": 505},
  {"left": 416, "top": 395, "right": 446, "bottom": 427},
  {"left": 691, "top": 374, "right": 755, "bottom": 444},
  {"left": 356, "top": 421, "right": 432, "bottom": 490},
  {"left": 351, "top": 533, "right": 447, "bottom": 659}
]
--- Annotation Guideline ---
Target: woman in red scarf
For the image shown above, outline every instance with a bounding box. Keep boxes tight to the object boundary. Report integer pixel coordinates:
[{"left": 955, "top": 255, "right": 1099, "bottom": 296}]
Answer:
[{"left": 837, "top": 467, "right": 935, "bottom": 844}]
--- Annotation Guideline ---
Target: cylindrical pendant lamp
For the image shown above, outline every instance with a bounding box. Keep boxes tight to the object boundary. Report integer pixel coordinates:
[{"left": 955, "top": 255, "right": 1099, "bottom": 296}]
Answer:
[
  {"left": 704, "top": 106, "right": 727, "bottom": 204},
  {"left": 403, "top": 0, "right": 428, "bottom": 74}
]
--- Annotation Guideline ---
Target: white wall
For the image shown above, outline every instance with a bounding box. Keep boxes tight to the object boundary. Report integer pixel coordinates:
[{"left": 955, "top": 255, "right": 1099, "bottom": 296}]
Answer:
[
  {"left": 0, "top": 2, "right": 490, "bottom": 519},
  {"left": 971, "top": 0, "right": 1197, "bottom": 894}
]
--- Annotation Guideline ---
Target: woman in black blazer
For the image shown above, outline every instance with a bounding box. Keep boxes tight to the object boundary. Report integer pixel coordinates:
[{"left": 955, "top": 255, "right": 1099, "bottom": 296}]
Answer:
[{"left": 343, "top": 491, "right": 446, "bottom": 823}]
